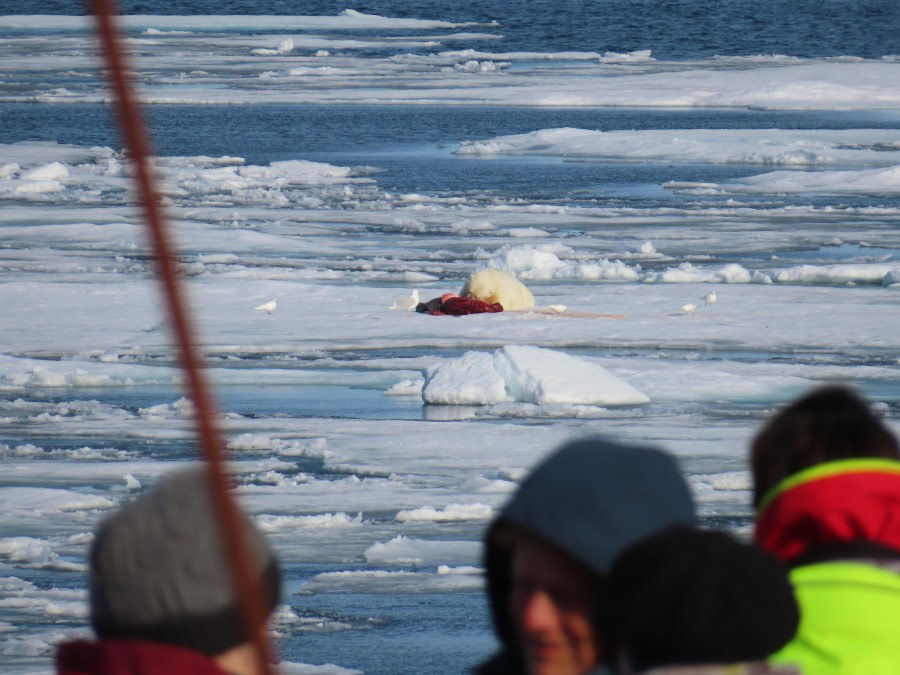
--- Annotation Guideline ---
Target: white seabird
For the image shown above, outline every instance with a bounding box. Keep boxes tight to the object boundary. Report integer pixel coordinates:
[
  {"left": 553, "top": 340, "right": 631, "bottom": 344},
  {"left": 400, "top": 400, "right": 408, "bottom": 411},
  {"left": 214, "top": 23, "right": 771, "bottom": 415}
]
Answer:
[
  {"left": 390, "top": 289, "right": 420, "bottom": 311},
  {"left": 702, "top": 290, "right": 717, "bottom": 306},
  {"left": 681, "top": 303, "right": 696, "bottom": 316},
  {"left": 255, "top": 299, "right": 277, "bottom": 314}
]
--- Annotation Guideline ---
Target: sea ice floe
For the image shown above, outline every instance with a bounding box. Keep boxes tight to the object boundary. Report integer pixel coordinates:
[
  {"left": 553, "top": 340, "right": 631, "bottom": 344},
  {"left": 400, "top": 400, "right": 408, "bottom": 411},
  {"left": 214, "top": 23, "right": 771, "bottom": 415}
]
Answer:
[
  {"left": 384, "top": 379, "right": 424, "bottom": 396},
  {"left": 297, "top": 567, "right": 484, "bottom": 595},
  {"left": 278, "top": 661, "right": 363, "bottom": 675},
  {"left": 255, "top": 512, "right": 363, "bottom": 533},
  {"left": 0, "top": 536, "right": 86, "bottom": 572},
  {"left": 363, "top": 535, "right": 480, "bottom": 566},
  {"left": 395, "top": 503, "right": 493, "bottom": 522},
  {"left": 423, "top": 345, "right": 649, "bottom": 406},
  {"left": 483, "top": 244, "right": 641, "bottom": 282}
]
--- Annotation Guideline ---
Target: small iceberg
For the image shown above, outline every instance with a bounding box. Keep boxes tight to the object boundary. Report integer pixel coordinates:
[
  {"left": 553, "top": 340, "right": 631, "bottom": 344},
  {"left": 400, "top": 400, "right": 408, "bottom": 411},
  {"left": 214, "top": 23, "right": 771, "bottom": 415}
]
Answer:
[{"left": 422, "top": 345, "right": 649, "bottom": 406}]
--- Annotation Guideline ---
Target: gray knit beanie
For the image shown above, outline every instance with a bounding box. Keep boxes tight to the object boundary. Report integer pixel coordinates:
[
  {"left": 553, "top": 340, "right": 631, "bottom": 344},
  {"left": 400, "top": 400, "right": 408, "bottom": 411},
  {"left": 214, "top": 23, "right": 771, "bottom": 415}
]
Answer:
[{"left": 89, "top": 466, "right": 281, "bottom": 656}]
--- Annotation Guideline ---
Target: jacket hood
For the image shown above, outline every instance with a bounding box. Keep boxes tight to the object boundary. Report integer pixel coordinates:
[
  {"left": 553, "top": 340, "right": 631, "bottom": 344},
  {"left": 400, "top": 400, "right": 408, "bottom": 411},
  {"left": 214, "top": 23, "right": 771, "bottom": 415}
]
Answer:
[
  {"left": 754, "top": 457, "right": 900, "bottom": 563},
  {"left": 482, "top": 437, "right": 697, "bottom": 649}
]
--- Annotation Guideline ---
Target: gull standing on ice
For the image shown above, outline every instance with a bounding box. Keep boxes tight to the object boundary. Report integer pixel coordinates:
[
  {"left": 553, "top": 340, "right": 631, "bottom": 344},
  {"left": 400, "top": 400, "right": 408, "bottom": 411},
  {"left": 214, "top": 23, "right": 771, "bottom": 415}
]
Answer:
[
  {"left": 681, "top": 303, "right": 696, "bottom": 316},
  {"left": 255, "top": 298, "right": 277, "bottom": 314},
  {"left": 390, "top": 289, "right": 420, "bottom": 311},
  {"left": 702, "top": 290, "right": 717, "bottom": 306}
]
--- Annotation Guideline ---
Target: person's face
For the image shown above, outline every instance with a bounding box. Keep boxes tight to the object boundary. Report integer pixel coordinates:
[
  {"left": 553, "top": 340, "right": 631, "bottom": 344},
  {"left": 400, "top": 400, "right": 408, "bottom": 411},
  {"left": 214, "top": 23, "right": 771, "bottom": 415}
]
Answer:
[{"left": 509, "top": 536, "right": 601, "bottom": 675}]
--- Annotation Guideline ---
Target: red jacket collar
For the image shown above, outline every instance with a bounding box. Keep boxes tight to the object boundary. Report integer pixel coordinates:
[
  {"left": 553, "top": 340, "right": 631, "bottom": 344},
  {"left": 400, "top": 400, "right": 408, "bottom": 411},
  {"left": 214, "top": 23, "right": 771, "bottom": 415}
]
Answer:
[
  {"left": 754, "top": 459, "right": 900, "bottom": 563},
  {"left": 56, "top": 639, "right": 231, "bottom": 675}
]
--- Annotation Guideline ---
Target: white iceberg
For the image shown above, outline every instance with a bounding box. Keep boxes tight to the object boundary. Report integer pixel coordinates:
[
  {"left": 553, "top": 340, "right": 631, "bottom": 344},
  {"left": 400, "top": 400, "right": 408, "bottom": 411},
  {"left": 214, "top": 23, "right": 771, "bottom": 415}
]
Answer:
[{"left": 422, "top": 345, "right": 649, "bottom": 406}]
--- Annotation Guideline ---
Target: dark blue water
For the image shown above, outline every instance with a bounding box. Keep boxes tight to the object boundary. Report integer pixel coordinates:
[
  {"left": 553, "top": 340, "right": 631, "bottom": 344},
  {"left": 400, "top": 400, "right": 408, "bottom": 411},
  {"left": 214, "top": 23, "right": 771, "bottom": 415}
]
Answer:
[
  {"left": 3, "top": 0, "right": 899, "bottom": 59},
  {"left": 8, "top": 103, "right": 900, "bottom": 160},
  {"left": 285, "top": 579, "right": 495, "bottom": 674},
  {"left": 4, "top": 103, "right": 900, "bottom": 212}
]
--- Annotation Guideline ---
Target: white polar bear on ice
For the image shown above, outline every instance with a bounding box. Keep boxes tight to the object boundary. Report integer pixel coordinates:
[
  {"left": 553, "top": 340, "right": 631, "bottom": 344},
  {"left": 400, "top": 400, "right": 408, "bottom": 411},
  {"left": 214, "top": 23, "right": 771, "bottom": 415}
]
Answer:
[{"left": 459, "top": 268, "right": 535, "bottom": 311}]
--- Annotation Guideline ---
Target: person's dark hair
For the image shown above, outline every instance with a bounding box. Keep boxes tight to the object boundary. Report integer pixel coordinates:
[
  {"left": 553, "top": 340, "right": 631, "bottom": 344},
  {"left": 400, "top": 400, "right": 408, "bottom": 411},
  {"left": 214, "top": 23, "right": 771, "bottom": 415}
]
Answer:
[
  {"left": 751, "top": 385, "right": 899, "bottom": 507},
  {"left": 607, "top": 525, "right": 799, "bottom": 672}
]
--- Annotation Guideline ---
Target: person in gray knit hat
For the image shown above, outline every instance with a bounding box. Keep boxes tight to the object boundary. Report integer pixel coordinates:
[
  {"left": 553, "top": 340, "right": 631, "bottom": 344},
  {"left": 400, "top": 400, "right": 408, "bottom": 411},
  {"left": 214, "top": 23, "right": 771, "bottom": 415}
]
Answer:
[{"left": 55, "top": 466, "right": 281, "bottom": 675}]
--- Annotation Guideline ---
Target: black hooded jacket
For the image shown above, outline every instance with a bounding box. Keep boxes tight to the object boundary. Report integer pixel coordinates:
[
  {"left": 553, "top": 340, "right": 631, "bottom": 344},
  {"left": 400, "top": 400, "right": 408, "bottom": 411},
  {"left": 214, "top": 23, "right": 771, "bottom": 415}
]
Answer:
[{"left": 475, "top": 437, "right": 697, "bottom": 674}]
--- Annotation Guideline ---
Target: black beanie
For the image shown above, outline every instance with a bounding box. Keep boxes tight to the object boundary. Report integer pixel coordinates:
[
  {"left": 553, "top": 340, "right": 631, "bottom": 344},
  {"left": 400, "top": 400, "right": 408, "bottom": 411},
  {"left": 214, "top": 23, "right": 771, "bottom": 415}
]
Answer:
[
  {"left": 89, "top": 466, "right": 281, "bottom": 656},
  {"left": 608, "top": 525, "right": 799, "bottom": 671}
]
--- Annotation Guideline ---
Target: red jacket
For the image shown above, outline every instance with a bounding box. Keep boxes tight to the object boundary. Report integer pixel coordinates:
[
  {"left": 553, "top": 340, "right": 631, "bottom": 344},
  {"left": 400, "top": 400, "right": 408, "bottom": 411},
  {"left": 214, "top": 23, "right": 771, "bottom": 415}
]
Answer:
[
  {"left": 753, "top": 458, "right": 900, "bottom": 674},
  {"left": 754, "top": 458, "right": 900, "bottom": 562},
  {"left": 56, "top": 639, "right": 231, "bottom": 675}
]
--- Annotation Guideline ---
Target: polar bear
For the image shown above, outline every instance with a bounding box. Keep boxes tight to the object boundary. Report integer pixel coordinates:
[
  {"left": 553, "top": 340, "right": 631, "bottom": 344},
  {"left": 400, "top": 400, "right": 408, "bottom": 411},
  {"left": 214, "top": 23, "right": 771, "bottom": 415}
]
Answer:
[{"left": 459, "top": 268, "right": 535, "bottom": 311}]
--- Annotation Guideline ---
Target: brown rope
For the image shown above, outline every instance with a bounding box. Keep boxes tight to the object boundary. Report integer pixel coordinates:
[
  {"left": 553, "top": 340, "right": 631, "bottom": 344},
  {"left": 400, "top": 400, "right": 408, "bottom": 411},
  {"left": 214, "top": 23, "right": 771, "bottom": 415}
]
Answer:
[{"left": 87, "top": 3, "right": 273, "bottom": 672}]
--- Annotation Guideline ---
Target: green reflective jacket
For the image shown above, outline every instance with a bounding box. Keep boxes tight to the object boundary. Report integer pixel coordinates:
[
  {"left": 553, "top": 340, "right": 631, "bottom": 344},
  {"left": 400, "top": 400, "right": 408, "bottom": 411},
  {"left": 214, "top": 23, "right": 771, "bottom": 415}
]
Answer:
[
  {"left": 755, "top": 460, "right": 900, "bottom": 674},
  {"left": 770, "top": 561, "right": 900, "bottom": 674}
]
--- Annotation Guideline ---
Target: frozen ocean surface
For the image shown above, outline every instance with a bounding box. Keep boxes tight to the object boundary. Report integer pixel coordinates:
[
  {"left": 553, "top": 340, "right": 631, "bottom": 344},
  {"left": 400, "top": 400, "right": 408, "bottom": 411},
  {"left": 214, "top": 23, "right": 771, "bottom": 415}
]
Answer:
[{"left": 1, "top": 2, "right": 899, "bottom": 673}]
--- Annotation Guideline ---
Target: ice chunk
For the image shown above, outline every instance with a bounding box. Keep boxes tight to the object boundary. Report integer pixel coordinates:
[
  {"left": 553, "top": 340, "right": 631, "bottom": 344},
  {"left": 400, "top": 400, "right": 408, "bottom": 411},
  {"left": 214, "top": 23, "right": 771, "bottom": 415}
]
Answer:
[
  {"left": 494, "top": 345, "right": 650, "bottom": 405},
  {"left": 422, "top": 346, "right": 649, "bottom": 406},
  {"left": 422, "top": 352, "right": 509, "bottom": 405}
]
